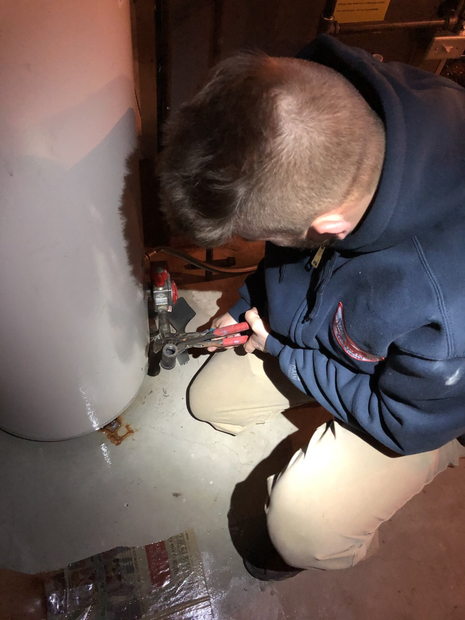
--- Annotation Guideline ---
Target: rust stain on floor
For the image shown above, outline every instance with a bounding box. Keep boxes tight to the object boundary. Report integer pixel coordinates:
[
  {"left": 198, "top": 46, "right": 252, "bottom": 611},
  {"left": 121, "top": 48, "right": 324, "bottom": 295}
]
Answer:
[{"left": 100, "top": 416, "right": 135, "bottom": 446}]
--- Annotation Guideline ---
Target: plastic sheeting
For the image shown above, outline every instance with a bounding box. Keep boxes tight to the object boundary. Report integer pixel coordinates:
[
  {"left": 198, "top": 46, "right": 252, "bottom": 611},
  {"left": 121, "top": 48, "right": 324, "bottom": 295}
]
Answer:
[{"left": 44, "top": 529, "right": 213, "bottom": 620}]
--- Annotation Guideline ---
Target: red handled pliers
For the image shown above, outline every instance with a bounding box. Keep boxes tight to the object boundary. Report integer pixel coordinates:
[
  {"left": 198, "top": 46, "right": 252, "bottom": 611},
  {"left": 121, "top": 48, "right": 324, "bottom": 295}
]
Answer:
[
  {"left": 153, "top": 321, "right": 251, "bottom": 370},
  {"left": 173, "top": 321, "right": 250, "bottom": 351}
]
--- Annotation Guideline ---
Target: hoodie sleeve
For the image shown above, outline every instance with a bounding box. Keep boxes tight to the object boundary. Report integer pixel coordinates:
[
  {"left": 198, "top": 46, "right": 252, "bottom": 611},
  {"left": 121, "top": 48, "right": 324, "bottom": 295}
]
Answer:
[
  {"left": 277, "top": 344, "right": 465, "bottom": 455},
  {"left": 228, "top": 259, "right": 267, "bottom": 322}
]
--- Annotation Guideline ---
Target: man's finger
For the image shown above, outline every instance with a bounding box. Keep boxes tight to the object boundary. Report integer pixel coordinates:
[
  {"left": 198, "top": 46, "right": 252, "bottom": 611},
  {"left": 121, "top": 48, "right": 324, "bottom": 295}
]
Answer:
[
  {"left": 244, "top": 307, "right": 260, "bottom": 329},
  {"left": 243, "top": 337, "right": 256, "bottom": 354},
  {"left": 211, "top": 312, "right": 237, "bottom": 329}
]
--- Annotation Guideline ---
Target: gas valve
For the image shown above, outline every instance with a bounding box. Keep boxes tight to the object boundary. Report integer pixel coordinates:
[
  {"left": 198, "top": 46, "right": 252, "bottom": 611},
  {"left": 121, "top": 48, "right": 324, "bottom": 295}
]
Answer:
[
  {"left": 150, "top": 264, "right": 178, "bottom": 313},
  {"left": 147, "top": 263, "right": 195, "bottom": 376}
]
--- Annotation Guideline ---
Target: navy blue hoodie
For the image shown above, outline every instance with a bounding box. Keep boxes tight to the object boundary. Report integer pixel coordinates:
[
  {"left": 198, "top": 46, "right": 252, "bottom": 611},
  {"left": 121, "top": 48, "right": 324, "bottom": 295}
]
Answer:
[{"left": 229, "top": 34, "right": 465, "bottom": 456}]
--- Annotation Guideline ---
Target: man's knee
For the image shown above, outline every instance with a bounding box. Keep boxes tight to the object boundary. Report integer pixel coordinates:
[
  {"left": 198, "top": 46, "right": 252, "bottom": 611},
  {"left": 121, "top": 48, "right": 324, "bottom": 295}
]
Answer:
[
  {"left": 188, "top": 371, "right": 246, "bottom": 434},
  {"left": 188, "top": 372, "right": 226, "bottom": 427},
  {"left": 267, "top": 513, "right": 367, "bottom": 571},
  {"left": 266, "top": 469, "right": 372, "bottom": 570},
  {"left": 188, "top": 350, "right": 288, "bottom": 434}
]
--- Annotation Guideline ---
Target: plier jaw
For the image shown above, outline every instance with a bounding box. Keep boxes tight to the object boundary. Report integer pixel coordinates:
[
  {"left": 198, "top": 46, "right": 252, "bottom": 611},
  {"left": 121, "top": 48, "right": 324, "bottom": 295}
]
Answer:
[
  {"left": 151, "top": 321, "right": 251, "bottom": 372},
  {"left": 175, "top": 322, "right": 250, "bottom": 350}
]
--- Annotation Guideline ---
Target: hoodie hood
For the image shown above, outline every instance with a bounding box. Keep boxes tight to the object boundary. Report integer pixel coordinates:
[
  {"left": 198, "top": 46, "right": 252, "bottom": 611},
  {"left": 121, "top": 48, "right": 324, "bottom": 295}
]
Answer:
[{"left": 297, "top": 35, "right": 465, "bottom": 254}]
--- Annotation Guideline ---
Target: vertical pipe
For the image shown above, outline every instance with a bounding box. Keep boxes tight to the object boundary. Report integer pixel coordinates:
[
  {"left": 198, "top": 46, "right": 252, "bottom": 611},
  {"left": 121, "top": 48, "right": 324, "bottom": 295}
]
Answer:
[
  {"left": 210, "top": 0, "right": 224, "bottom": 66},
  {"left": 322, "top": 0, "right": 337, "bottom": 19},
  {"left": 205, "top": 0, "right": 224, "bottom": 280},
  {"left": 156, "top": 0, "right": 170, "bottom": 153}
]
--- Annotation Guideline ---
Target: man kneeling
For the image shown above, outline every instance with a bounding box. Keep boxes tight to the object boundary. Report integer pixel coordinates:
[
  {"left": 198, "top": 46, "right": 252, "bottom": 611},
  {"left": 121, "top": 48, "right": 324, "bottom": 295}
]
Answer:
[{"left": 159, "top": 34, "right": 465, "bottom": 580}]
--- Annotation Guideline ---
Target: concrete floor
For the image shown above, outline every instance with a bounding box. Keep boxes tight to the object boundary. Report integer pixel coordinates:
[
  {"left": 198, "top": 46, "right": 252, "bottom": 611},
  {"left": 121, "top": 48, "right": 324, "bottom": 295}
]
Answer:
[{"left": 1, "top": 246, "right": 465, "bottom": 619}]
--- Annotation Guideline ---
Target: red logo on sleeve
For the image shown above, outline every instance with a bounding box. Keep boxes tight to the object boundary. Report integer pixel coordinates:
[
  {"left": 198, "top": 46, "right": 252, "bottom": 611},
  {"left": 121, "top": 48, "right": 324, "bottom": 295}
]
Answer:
[{"left": 332, "top": 302, "right": 385, "bottom": 363}]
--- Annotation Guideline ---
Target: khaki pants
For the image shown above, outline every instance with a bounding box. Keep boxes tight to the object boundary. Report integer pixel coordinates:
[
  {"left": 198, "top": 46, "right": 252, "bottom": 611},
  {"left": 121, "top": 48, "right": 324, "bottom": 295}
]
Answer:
[{"left": 189, "top": 349, "right": 465, "bottom": 570}]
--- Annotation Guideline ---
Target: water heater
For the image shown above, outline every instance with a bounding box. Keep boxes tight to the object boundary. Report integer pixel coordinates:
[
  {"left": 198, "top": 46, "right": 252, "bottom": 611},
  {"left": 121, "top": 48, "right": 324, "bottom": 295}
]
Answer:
[{"left": 0, "top": 0, "right": 149, "bottom": 440}]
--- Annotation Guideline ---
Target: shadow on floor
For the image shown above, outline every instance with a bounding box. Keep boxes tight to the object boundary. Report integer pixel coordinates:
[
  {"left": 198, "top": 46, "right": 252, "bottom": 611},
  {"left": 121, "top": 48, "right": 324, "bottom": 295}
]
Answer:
[{"left": 227, "top": 403, "right": 333, "bottom": 561}]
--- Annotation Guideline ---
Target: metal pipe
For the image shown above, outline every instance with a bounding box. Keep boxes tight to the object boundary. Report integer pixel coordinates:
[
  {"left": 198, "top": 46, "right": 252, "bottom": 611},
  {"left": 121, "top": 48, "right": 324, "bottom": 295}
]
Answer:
[
  {"left": 338, "top": 18, "right": 457, "bottom": 34},
  {"left": 157, "top": 308, "right": 172, "bottom": 339},
  {"left": 161, "top": 343, "right": 178, "bottom": 370},
  {"left": 205, "top": 247, "right": 214, "bottom": 281},
  {"left": 145, "top": 247, "right": 258, "bottom": 274},
  {"left": 454, "top": 0, "right": 465, "bottom": 32},
  {"left": 322, "top": 0, "right": 338, "bottom": 19}
]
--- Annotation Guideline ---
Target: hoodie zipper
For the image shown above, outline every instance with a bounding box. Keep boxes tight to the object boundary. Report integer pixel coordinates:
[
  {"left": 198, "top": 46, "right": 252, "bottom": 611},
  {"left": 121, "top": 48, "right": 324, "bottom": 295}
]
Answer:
[
  {"left": 280, "top": 246, "right": 326, "bottom": 283},
  {"left": 303, "top": 247, "right": 337, "bottom": 323},
  {"left": 311, "top": 246, "right": 325, "bottom": 268}
]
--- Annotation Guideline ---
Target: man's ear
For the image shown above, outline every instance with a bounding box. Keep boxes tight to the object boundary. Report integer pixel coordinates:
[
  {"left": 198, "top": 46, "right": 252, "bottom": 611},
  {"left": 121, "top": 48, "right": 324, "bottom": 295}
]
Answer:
[{"left": 308, "top": 212, "right": 352, "bottom": 240}]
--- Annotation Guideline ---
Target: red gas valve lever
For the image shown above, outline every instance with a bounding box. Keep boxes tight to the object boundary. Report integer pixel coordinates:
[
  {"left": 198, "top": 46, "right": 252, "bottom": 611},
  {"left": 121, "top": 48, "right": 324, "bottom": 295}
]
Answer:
[
  {"left": 152, "top": 266, "right": 168, "bottom": 288},
  {"left": 171, "top": 280, "right": 178, "bottom": 304}
]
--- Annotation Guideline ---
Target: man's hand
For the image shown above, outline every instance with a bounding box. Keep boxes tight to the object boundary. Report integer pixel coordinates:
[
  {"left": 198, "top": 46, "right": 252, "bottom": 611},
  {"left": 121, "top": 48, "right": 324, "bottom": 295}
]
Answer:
[
  {"left": 207, "top": 312, "right": 238, "bottom": 352},
  {"left": 244, "top": 307, "right": 269, "bottom": 354},
  {"left": 211, "top": 312, "right": 238, "bottom": 330}
]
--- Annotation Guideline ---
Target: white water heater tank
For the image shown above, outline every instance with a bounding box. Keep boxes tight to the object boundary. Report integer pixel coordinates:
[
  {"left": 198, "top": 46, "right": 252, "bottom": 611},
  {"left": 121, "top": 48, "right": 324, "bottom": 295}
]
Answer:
[{"left": 0, "top": 0, "right": 148, "bottom": 440}]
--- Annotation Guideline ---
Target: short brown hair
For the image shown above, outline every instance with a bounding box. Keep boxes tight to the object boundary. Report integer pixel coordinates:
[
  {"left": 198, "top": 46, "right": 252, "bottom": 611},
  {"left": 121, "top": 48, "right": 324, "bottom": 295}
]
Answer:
[{"left": 159, "top": 52, "right": 385, "bottom": 247}]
